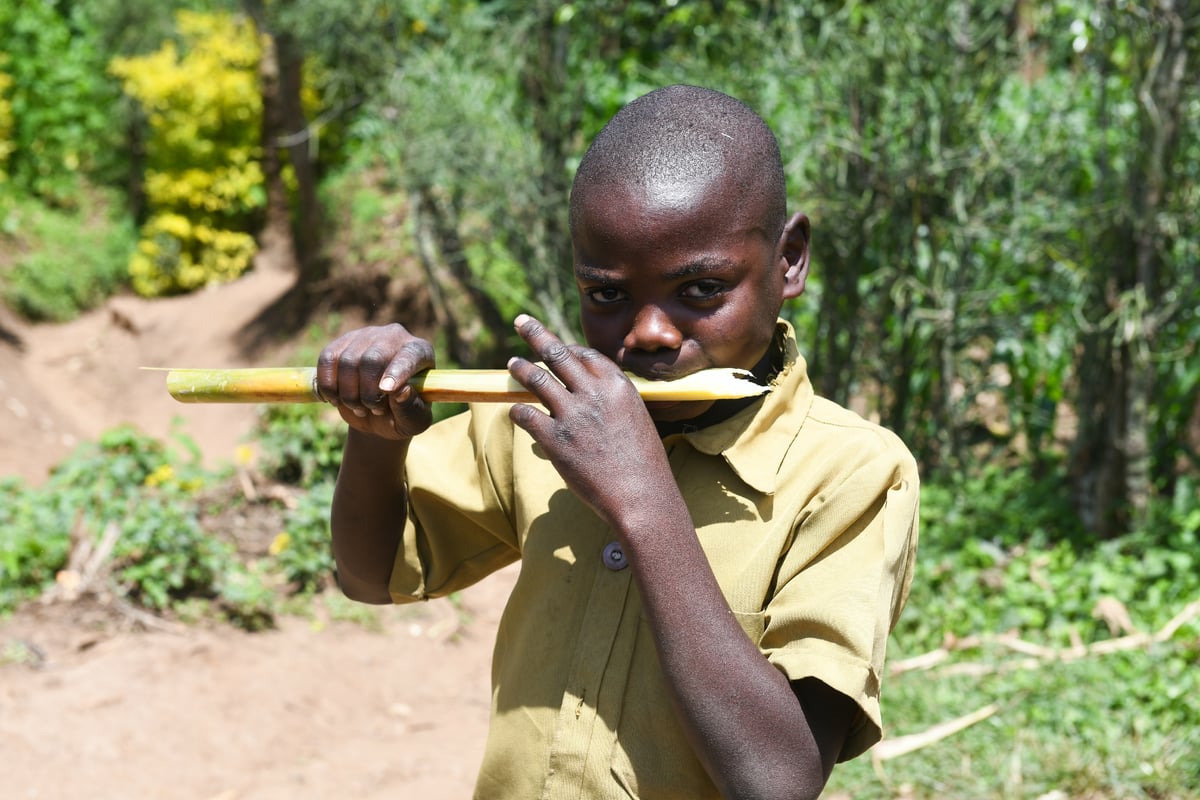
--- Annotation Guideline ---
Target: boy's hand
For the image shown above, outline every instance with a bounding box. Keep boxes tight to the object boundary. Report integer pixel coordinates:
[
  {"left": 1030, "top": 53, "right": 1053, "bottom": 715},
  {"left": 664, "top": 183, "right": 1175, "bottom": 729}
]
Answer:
[
  {"left": 507, "top": 314, "right": 672, "bottom": 526},
  {"left": 316, "top": 323, "right": 435, "bottom": 440}
]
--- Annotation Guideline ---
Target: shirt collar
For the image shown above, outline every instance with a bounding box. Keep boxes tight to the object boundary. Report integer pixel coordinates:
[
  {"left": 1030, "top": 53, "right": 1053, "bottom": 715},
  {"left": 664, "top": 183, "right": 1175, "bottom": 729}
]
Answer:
[{"left": 671, "top": 321, "right": 814, "bottom": 495}]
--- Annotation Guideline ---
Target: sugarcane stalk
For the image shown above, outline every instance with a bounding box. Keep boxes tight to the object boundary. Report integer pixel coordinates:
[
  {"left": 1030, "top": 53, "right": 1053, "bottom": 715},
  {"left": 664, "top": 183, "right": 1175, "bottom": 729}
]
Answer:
[{"left": 157, "top": 366, "right": 768, "bottom": 404}]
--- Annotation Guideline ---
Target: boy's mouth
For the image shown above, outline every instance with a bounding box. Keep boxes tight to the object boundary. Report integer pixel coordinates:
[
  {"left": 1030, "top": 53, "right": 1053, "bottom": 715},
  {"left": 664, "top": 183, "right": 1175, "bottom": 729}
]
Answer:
[{"left": 620, "top": 362, "right": 698, "bottom": 383}]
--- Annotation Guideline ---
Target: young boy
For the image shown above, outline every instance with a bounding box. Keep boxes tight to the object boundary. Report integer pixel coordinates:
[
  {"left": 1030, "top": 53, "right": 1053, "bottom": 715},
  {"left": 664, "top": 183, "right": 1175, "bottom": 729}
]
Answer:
[{"left": 317, "top": 85, "right": 919, "bottom": 800}]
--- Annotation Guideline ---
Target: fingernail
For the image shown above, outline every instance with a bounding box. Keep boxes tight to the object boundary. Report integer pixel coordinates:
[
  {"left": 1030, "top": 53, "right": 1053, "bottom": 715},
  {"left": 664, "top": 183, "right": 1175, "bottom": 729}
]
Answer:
[
  {"left": 352, "top": 408, "right": 367, "bottom": 417},
  {"left": 514, "top": 314, "right": 531, "bottom": 328},
  {"left": 397, "top": 385, "right": 412, "bottom": 401},
  {"left": 380, "top": 376, "right": 397, "bottom": 392}
]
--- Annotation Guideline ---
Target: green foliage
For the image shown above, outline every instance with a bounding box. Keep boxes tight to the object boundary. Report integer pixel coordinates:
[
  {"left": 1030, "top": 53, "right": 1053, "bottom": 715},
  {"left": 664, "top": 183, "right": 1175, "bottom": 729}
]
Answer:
[
  {"left": 0, "top": 426, "right": 274, "bottom": 626},
  {"left": 255, "top": 404, "right": 347, "bottom": 488},
  {"left": 0, "top": 62, "right": 13, "bottom": 177},
  {"left": 271, "top": 480, "right": 336, "bottom": 592},
  {"left": 821, "top": 465, "right": 1200, "bottom": 798},
  {"left": 0, "top": 187, "right": 135, "bottom": 321},
  {"left": 828, "top": 645, "right": 1200, "bottom": 799},
  {"left": 0, "top": 0, "right": 124, "bottom": 203},
  {"left": 903, "top": 463, "right": 1200, "bottom": 650},
  {"left": 0, "top": 477, "right": 73, "bottom": 612},
  {"left": 109, "top": 11, "right": 264, "bottom": 297}
]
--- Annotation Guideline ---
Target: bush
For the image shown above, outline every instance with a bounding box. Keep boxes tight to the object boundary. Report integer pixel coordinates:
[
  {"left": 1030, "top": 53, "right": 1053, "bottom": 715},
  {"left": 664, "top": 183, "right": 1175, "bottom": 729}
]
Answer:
[
  {"left": 109, "top": 11, "right": 264, "bottom": 297},
  {"left": 0, "top": 426, "right": 274, "bottom": 626},
  {"left": 0, "top": 62, "right": 13, "bottom": 178},
  {"left": 899, "top": 462, "right": 1200, "bottom": 651},
  {"left": 127, "top": 211, "right": 257, "bottom": 297},
  {"left": 823, "top": 465, "right": 1200, "bottom": 799},
  {"left": 255, "top": 404, "right": 347, "bottom": 489},
  {"left": 0, "top": 2, "right": 123, "bottom": 203}
]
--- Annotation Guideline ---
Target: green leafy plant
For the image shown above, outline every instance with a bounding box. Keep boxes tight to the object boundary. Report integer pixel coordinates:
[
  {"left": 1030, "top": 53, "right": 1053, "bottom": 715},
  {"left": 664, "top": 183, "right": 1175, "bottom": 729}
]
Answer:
[
  {"left": 0, "top": 426, "right": 275, "bottom": 628},
  {"left": 0, "top": 1, "right": 123, "bottom": 203},
  {"left": 255, "top": 404, "right": 347, "bottom": 488},
  {"left": 270, "top": 480, "right": 336, "bottom": 592}
]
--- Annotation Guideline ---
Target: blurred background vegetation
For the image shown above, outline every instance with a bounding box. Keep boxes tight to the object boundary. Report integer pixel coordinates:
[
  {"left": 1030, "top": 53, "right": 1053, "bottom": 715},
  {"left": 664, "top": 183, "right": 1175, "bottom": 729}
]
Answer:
[{"left": 0, "top": 1, "right": 1197, "bottom": 797}]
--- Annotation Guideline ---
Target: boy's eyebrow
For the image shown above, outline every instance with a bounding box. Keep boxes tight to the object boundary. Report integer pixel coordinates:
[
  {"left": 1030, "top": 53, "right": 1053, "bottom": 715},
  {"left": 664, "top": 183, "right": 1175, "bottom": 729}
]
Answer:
[
  {"left": 575, "top": 264, "right": 619, "bottom": 283},
  {"left": 661, "top": 257, "right": 737, "bottom": 280},
  {"left": 575, "top": 257, "right": 738, "bottom": 283}
]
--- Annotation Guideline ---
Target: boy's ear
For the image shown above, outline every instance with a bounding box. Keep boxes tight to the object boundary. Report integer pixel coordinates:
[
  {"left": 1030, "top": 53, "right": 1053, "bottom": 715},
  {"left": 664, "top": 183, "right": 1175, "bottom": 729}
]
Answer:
[{"left": 778, "top": 212, "right": 811, "bottom": 299}]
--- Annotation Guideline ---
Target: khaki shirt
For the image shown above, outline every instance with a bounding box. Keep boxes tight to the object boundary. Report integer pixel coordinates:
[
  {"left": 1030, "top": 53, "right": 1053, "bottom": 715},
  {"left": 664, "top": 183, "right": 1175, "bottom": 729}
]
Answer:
[{"left": 390, "top": 322, "right": 919, "bottom": 799}]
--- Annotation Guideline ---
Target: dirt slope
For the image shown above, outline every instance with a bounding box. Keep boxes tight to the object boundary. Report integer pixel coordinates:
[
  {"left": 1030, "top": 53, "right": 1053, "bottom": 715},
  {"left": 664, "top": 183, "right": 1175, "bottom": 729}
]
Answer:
[{"left": 0, "top": 262, "right": 300, "bottom": 485}]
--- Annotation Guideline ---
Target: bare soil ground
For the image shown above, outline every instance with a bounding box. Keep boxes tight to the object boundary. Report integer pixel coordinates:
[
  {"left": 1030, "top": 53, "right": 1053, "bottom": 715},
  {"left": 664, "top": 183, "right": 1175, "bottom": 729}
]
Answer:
[{"left": 0, "top": 262, "right": 509, "bottom": 799}]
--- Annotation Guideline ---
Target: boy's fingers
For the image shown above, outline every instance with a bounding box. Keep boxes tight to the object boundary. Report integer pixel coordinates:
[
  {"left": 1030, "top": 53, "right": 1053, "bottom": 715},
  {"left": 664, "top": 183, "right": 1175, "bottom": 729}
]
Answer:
[
  {"left": 508, "top": 401, "right": 552, "bottom": 440},
  {"left": 514, "top": 314, "right": 585, "bottom": 386},
  {"left": 315, "top": 335, "right": 353, "bottom": 403},
  {"left": 374, "top": 339, "right": 436, "bottom": 404},
  {"left": 356, "top": 344, "right": 396, "bottom": 413},
  {"left": 387, "top": 385, "right": 433, "bottom": 437},
  {"left": 508, "top": 356, "right": 567, "bottom": 407}
]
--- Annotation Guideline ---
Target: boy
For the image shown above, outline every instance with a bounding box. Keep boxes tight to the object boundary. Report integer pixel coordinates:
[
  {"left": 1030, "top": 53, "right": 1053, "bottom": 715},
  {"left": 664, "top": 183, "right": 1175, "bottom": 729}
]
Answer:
[{"left": 317, "top": 85, "right": 918, "bottom": 800}]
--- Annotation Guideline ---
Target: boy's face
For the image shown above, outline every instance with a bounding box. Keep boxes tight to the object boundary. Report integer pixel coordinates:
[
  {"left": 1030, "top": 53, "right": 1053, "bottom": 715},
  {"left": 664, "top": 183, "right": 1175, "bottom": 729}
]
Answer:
[{"left": 571, "top": 177, "right": 803, "bottom": 423}]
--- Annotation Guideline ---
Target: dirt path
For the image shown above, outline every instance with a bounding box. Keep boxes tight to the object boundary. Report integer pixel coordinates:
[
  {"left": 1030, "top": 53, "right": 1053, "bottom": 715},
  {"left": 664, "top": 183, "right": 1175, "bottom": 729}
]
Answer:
[
  {"left": 1, "top": 567, "right": 515, "bottom": 800},
  {"left": 0, "top": 265, "right": 509, "bottom": 799}
]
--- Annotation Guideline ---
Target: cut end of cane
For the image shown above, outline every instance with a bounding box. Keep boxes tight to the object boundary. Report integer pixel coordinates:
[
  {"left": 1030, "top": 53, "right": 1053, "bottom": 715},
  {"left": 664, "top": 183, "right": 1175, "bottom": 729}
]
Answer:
[{"left": 626, "top": 368, "right": 770, "bottom": 401}]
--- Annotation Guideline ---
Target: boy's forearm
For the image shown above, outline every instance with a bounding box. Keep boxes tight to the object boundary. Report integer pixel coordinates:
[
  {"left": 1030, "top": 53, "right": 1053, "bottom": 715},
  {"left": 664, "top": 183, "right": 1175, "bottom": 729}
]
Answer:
[
  {"left": 617, "top": 496, "right": 846, "bottom": 800},
  {"left": 330, "top": 428, "right": 411, "bottom": 604}
]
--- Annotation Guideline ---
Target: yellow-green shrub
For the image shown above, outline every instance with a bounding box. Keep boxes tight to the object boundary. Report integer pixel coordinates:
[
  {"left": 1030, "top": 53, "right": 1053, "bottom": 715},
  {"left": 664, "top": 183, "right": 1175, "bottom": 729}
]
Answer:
[
  {"left": 129, "top": 213, "right": 257, "bottom": 296},
  {"left": 110, "top": 11, "right": 263, "bottom": 296},
  {"left": 0, "top": 62, "right": 14, "bottom": 180}
]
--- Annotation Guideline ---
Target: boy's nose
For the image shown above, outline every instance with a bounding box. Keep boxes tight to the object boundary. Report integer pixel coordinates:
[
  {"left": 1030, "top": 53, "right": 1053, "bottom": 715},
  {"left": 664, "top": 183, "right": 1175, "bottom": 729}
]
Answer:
[{"left": 623, "top": 305, "right": 683, "bottom": 352}]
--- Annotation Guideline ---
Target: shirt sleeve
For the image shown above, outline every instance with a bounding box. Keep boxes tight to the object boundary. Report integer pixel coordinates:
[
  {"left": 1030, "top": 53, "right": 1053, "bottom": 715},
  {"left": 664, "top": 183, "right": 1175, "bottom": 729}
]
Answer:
[
  {"left": 388, "top": 404, "right": 523, "bottom": 603},
  {"left": 759, "top": 444, "right": 920, "bottom": 761}
]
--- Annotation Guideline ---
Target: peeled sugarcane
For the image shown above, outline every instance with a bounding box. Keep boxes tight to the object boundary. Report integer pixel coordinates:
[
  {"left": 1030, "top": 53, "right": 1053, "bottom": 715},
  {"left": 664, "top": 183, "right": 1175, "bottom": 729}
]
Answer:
[{"left": 154, "top": 366, "right": 770, "bottom": 405}]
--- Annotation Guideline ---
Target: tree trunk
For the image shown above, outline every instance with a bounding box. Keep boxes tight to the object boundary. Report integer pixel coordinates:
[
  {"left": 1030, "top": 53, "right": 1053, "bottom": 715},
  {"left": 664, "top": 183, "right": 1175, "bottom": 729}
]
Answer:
[
  {"left": 513, "top": 3, "right": 580, "bottom": 341},
  {"left": 252, "top": 21, "right": 297, "bottom": 272},
  {"left": 244, "top": 1, "right": 324, "bottom": 285},
  {"left": 411, "top": 187, "right": 508, "bottom": 368},
  {"left": 1069, "top": 0, "right": 1191, "bottom": 537},
  {"left": 275, "top": 30, "right": 324, "bottom": 284}
]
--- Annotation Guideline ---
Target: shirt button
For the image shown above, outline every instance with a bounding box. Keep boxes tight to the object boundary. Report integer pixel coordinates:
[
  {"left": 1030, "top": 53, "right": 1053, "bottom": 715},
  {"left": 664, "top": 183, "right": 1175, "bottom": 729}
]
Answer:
[{"left": 602, "top": 541, "right": 628, "bottom": 571}]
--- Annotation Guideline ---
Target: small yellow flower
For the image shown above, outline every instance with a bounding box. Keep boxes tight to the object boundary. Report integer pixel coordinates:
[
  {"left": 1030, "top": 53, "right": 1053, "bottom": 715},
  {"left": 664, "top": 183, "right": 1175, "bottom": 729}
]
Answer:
[
  {"left": 235, "top": 444, "right": 255, "bottom": 466},
  {"left": 268, "top": 532, "right": 291, "bottom": 556},
  {"left": 144, "top": 464, "right": 175, "bottom": 487}
]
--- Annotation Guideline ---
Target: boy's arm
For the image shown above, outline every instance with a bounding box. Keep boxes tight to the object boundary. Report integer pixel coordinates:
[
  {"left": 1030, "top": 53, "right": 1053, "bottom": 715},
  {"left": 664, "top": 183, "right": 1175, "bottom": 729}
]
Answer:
[
  {"left": 316, "top": 324, "right": 437, "bottom": 604},
  {"left": 507, "top": 316, "right": 853, "bottom": 800},
  {"left": 327, "top": 431, "right": 410, "bottom": 603}
]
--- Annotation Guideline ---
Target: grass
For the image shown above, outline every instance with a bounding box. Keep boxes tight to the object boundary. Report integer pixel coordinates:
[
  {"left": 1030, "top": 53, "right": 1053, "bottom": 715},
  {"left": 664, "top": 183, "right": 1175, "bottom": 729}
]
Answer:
[
  {"left": 825, "top": 643, "right": 1200, "bottom": 798},
  {"left": 0, "top": 185, "right": 135, "bottom": 321},
  {"left": 823, "top": 464, "right": 1200, "bottom": 799}
]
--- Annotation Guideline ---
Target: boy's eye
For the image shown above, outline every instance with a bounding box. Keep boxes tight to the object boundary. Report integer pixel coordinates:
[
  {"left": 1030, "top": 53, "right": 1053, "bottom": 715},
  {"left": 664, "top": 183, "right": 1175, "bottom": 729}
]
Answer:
[
  {"left": 587, "top": 287, "right": 627, "bottom": 304},
  {"left": 682, "top": 280, "right": 725, "bottom": 300}
]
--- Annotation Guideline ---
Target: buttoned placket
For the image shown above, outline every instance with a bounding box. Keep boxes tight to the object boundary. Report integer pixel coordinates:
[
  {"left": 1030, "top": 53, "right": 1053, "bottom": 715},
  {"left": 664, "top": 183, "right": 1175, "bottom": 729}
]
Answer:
[
  {"left": 540, "top": 540, "right": 637, "bottom": 799},
  {"left": 538, "top": 440, "right": 688, "bottom": 798}
]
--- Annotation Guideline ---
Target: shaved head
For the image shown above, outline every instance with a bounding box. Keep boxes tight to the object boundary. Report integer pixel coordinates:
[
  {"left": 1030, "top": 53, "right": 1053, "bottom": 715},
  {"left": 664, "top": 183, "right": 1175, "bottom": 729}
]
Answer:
[{"left": 570, "top": 85, "right": 787, "bottom": 244}]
